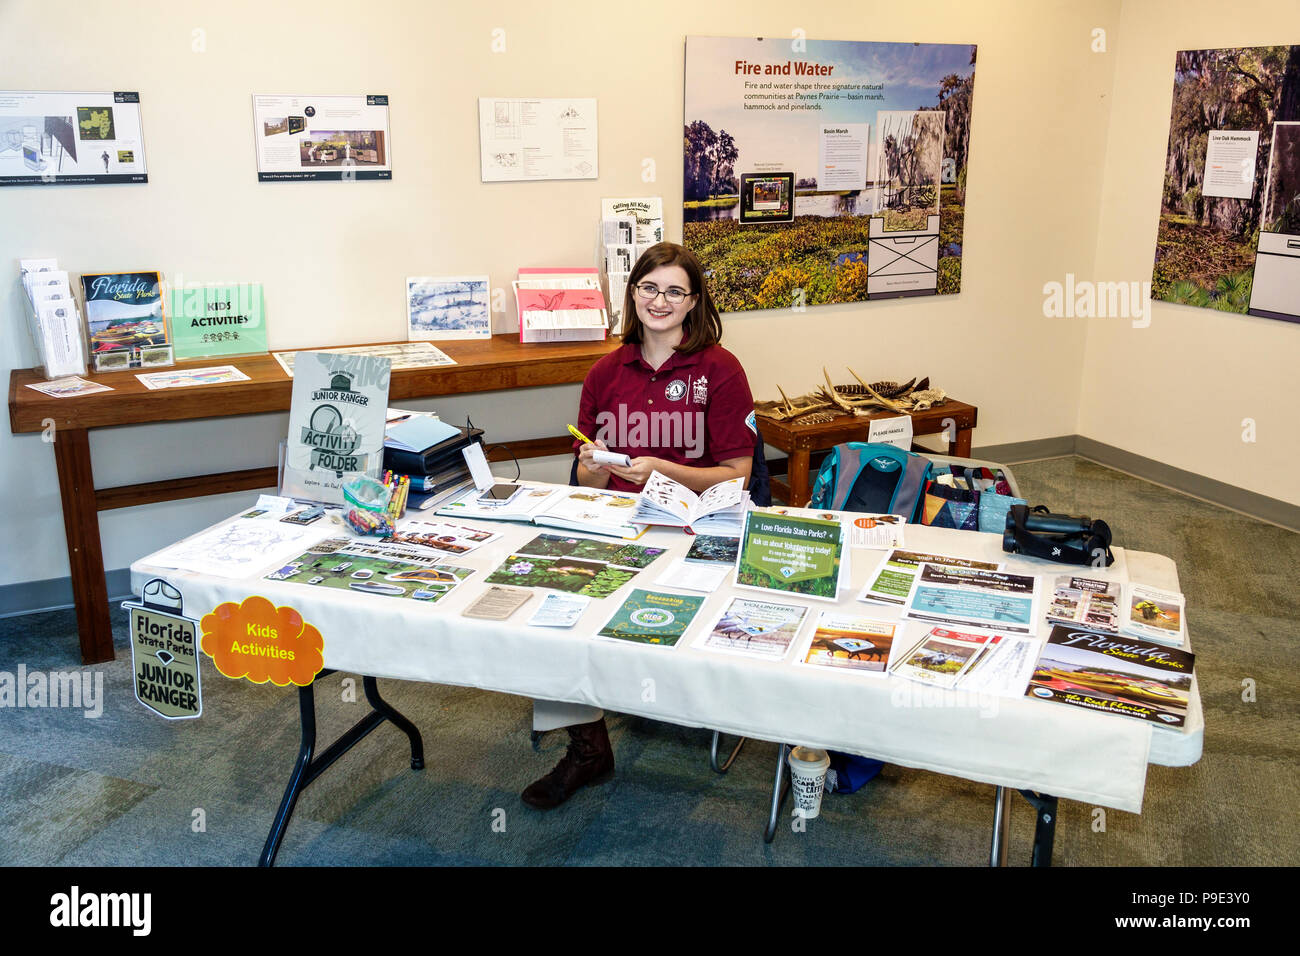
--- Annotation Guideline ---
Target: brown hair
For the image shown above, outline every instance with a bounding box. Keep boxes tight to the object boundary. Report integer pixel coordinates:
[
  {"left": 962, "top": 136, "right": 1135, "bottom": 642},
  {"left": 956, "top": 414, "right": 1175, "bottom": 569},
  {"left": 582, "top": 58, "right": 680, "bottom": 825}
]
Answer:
[{"left": 620, "top": 242, "right": 723, "bottom": 353}]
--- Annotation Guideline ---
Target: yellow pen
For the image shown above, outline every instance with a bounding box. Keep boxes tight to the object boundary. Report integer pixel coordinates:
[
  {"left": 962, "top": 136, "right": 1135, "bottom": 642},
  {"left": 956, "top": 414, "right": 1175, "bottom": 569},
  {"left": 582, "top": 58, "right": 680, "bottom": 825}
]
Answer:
[{"left": 567, "top": 424, "right": 595, "bottom": 446}]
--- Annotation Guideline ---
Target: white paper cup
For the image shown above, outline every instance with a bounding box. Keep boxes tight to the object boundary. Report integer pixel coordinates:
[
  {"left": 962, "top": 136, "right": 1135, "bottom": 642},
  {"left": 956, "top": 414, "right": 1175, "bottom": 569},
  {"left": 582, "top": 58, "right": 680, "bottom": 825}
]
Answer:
[{"left": 787, "top": 746, "right": 831, "bottom": 819}]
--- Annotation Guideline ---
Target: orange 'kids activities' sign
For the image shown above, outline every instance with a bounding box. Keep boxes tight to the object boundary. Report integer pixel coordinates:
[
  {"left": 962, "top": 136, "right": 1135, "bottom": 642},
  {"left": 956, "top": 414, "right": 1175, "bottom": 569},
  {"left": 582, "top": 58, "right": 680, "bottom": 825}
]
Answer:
[{"left": 200, "top": 595, "right": 324, "bottom": 686}]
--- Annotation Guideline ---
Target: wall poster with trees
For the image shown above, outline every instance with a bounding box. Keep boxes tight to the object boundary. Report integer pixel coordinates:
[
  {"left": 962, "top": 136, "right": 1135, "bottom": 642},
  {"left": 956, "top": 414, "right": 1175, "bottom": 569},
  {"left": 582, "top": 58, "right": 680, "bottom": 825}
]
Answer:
[
  {"left": 683, "top": 36, "right": 976, "bottom": 313},
  {"left": 1154, "top": 46, "right": 1300, "bottom": 323}
]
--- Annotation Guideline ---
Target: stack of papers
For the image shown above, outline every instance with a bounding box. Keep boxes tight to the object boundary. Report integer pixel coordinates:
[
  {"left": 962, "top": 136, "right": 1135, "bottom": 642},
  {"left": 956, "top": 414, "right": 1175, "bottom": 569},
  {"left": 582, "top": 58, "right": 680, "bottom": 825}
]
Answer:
[{"left": 513, "top": 267, "right": 608, "bottom": 343}]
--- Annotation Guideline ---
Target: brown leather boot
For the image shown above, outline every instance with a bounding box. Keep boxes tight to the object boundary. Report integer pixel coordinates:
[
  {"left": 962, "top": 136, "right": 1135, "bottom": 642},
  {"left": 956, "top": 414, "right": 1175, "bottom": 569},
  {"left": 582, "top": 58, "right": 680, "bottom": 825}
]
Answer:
[{"left": 521, "top": 718, "right": 615, "bottom": 810}]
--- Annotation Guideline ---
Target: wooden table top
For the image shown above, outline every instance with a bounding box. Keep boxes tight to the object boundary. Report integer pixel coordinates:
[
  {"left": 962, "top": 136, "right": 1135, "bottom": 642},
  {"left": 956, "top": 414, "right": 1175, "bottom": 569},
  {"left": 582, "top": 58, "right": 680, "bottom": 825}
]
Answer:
[
  {"left": 755, "top": 400, "right": 978, "bottom": 450},
  {"left": 9, "top": 335, "right": 622, "bottom": 434}
]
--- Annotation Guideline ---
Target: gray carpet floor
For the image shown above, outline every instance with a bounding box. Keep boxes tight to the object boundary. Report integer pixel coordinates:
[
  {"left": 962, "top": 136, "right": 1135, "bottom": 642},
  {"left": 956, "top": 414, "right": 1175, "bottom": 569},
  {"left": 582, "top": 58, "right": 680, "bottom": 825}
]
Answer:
[{"left": 1, "top": 456, "right": 1296, "bottom": 866}]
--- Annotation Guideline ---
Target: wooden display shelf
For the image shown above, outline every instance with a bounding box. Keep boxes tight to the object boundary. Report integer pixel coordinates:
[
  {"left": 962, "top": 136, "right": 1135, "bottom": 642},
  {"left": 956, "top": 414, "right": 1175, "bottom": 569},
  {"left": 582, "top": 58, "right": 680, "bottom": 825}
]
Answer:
[{"left": 9, "top": 335, "right": 619, "bottom": 664}]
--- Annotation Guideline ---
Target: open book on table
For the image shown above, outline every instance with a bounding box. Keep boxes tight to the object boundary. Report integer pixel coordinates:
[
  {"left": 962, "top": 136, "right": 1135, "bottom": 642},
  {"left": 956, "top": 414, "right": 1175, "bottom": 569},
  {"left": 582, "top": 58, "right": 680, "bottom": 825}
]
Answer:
[
  {"left": 633, "top": 471, "right": 749, "bottom": 533},
  {"left": 436, "top": 483, "right": 646, "bottom": 539}
]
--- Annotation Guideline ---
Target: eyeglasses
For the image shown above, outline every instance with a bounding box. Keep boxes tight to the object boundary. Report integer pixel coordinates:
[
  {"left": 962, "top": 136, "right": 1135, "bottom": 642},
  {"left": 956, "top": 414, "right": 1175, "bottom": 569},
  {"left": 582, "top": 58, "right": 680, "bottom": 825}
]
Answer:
[{"left": 634, "top": 283, "right": 694, "bottom": 305}]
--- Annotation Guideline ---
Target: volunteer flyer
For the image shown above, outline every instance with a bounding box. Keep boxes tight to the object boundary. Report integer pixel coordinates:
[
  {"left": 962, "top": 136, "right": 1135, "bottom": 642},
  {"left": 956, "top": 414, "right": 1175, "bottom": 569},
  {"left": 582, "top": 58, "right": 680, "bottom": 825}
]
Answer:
[
  {"left": 1025, "top": 625, "right": 1195, "bottom": 727},
  {"left": 696, "top": 597, "right": 809, "bottom": 661},
  {"left": 735, "top": 511, "right": 844, "bottom": 601},
  {"left": 252, "top": 94, "right": 392, "bottom": 181},
  {"left": 1, "top": 90, "right": 148, "bottom": 186},
  {"left": 902, "top": 564, "right": 1041, "bottom": 634},
  {"left": 859, "top": 549, "right": 1000, "bottom": 606},
  {"left": 799, "top": 612, "right": 898, "bottom": 675}
]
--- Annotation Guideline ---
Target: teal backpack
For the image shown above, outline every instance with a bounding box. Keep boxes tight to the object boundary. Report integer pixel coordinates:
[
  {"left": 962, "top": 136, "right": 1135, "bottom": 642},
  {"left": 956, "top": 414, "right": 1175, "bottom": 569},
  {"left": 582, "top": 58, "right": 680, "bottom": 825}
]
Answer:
[{"left": 809, "top": 443, "right": 933, "bottom": 522}]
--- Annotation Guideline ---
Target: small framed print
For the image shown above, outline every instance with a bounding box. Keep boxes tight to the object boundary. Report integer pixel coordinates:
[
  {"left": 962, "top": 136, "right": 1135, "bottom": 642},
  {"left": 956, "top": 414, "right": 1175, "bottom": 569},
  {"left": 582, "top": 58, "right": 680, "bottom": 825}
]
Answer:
[
  {"left": 738, "top": 172, "right": 795, "bottom": 225},
  {"left": 139, "top": 344, "right": 176, "bottom": 368},
  {"left": 94, "top": 351, "right": 130, "bottom": 372}
]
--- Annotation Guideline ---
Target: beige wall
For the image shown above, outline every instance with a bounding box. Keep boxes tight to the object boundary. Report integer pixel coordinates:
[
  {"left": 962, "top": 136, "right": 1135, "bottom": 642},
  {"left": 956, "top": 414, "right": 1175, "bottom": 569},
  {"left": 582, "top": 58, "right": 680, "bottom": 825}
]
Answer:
[
  {"left": 0, "top": 0, "right": 1175, "bottom": 590},
  {"left": 1081, "top": 0, "right": 1300, "bottom": 506}
]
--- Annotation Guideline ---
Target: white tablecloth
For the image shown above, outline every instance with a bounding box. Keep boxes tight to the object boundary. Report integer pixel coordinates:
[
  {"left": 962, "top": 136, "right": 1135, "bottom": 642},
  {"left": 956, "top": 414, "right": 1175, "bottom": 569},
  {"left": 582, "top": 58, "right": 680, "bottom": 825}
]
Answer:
[{"left": 132, "top": 496, "right": 1203, "bottom": 813}]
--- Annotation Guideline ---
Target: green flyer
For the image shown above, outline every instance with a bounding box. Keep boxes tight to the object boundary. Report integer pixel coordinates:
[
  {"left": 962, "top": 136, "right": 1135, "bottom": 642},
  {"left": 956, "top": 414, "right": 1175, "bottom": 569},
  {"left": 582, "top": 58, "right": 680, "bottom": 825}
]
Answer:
[
  {"left": 169, "top": 284, "right": 267, "bottom": 359},
  {"left": 736, "top": 511, "right": 843, "bottom": 600},
  {"left": 597, "top": 589, "right": 704, "bottom": 646}
]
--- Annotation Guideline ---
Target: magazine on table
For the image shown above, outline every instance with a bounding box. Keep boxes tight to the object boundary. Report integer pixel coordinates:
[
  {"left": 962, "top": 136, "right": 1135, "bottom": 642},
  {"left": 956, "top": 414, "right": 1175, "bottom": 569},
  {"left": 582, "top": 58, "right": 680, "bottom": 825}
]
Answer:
[
  {"left": 634, "top": 472, "right": 748, "bottom": 532},
  {"left": 859, "top": 549, "right": 1002, "bottom": 606},
  {"left": 1120, "top": 583, "right": 1187, "bottom": 646},
  {"left": 890, "top": 626, "right": 994, "bottom": 690},
  {"left": 1046, "top": 575, "right": 1123, "bottom": 633},
  {"left": 695, "top": 597, "right": 810, "bottom": 661},
  {"left": 797, "top": 612, "right": 900, "bottom": 676},
  {"left": 901, "top": 564, "right": 1042, "bottom": 635},
  {"left": 596, "top": 589, "right": 704, "bottom": 647},
  {"left": 1025, "top": 625, "right": 1195, "bottom": 727},
  {"left": 484, "top": 533, "right": 665, "bottom": 600}
]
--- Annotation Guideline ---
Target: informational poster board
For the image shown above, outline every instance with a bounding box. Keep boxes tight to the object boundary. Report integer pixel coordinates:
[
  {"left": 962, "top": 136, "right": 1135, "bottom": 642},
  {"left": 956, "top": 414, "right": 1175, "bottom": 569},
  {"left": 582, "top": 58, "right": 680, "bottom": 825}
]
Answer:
[
  {"left": 252, "top": 94, "right": 392, "bottom": 182},
  {"left": 0, "top": 91, "right": 147, "bottom": 186},
  {"left": 1152, "top": 46, "right": 1300, "bottom": 323},
  {"left": 478, "top": 98, "right": 598, "bottom": 182},
  {"left": 683, "top": 37, "right": 977, "bottom": 312}
]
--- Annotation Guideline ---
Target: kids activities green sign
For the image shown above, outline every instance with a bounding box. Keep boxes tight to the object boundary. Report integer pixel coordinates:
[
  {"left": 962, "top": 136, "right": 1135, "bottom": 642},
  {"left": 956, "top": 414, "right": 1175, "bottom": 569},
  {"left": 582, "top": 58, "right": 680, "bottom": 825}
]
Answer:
[
  {"left": 169, "top": 283, "right": 266, "bottom": 360},
  {"left": 736, "top": 511, "right": 844, "bottom": 601},
  {"left": 597, "top": 589, "right": 704, "bottom": 646}
]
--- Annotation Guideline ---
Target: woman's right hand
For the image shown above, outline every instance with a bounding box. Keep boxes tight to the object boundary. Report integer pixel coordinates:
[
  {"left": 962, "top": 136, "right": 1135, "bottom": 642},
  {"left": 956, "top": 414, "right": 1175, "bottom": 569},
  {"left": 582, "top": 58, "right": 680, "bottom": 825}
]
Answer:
[{"left": 577, "top": 439, "right": 610, "bottom": 473}]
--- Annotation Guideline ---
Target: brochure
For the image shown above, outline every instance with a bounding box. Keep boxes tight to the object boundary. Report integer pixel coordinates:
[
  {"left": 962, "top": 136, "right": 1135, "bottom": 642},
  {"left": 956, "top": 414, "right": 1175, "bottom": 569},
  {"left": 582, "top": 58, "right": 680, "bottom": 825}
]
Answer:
[
  {"left": 685, "top": 534, "right": 740, "bottom": 565},
  {"left": 0, "top": 90, "right": 148, "bottom": 187},
  {"left": 600, "top": 198, "right": 665, "bottom": 246},
  {"left": 635, "top": 472, "right": 747, "bottom": 529},
  {"left": 280, "top": 351, "right": 391, "bottom": 505},
  {"left": 462, "top": 586, "right": 533, "bottom": 621},
  {"left": 528, "top": 593, "right": 591, "bottom": 628},
  {"left": 891, "top": 626, "right": 993, "bottom": 690},
  {"left": 267, "top": 539, "right": 473, "bottom": 604},
  {"left": 902, "top": 564, "right": 1041, "bottom": 635},
  {"left": 407, "top": 276, "right": 492, "bottom": 340},
  {"left": 383, "top": 519, "right": 500, "bottom": 556},
  {"left": 135, "top": 365, "right": 250, "bottom": 390},
  {"left": 1025, "top": 625, "right": 1196, "bottom": 727},
  {"left": 798, "top": 612, "right": 899, "bottom": 675},
  {"left": 596, "top": 589, "right": 704, "bottom": 647},
  {"left": 148, "top": 518, "right": 330, "bottom": 579},
  {"left": 24, "top": 376, "right": 112, "bottom": 398},
  {"left": 957, "top": 633, "right": 1041, "bottom": 699},
  {"left": 513, "top": 267, "right": 608, "bottom": 343},
  {"left": 505, "top": 533, "right": 665, "bottom": 569},
  {"left": 654, "top": 558, "right": 731, "bottom": 593},
  {"left": 1120, "top": 583, "right": 1187, "bottom": 646},
  {"left": 80, "top": 271, "right": 171, "bottom": 371},
  {"left": 736, "top": 510, "right": 845, "bottom": 601},
  {"left": 252, "top": 93, "right": 392, "bottom": 182},
  {"left": 859, "top": 549, "right": 1002, "bottom": 606},
  {"left": 273, "top": 342, "right": 454, "bottom": 377},
  {"left": 1046, "top": 575, "right": 1123, "bottom": 633},
  {"left": 696, "top": 598, "right": 810, "bottom": 661},
  {"left": 846, "top": 513, "right": 906, "bottom": 550}
]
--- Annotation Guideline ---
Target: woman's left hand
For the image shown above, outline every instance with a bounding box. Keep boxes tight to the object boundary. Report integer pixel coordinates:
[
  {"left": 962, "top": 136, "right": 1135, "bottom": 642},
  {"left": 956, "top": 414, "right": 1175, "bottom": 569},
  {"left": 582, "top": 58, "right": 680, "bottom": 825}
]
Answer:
[{"left": 607, "top": 456, "right": 662, "bottom": 486}]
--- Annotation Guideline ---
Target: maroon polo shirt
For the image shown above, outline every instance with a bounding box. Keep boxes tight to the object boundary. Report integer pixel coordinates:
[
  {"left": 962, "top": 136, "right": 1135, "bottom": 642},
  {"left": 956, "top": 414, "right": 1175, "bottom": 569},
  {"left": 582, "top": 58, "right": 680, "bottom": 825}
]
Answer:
[{"left": 575, "top": 343, "right": 756, "bottom": 493}]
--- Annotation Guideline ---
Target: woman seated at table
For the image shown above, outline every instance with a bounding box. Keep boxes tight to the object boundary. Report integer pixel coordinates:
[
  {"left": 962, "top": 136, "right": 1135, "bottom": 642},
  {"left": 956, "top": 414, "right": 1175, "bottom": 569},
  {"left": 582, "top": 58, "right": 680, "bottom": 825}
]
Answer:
[{"left": 522, "top": 241, "right": 756, "bottom": 810}]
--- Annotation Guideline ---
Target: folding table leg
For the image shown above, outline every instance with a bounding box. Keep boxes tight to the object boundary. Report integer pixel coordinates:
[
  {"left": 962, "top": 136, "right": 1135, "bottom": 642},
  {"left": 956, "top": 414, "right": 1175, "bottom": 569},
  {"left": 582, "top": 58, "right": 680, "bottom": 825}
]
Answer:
[
  {"left": 1017, "top": 790, "right": 1059, "bottom": 867},
  {"left": 989, "top": 785, "right": 1011, "bottom": 867},
  {"left": 709, "top": 730, "right": 746, "bottom": 774},
  {"left": 364, "top": 676, "right": 424, "bottom": 769},
  {"left": 259, "top": 671, "right": 424, "bottom": 867},
  {"left": 763, "top": 743, "right": 790, "bottom": 844}
]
